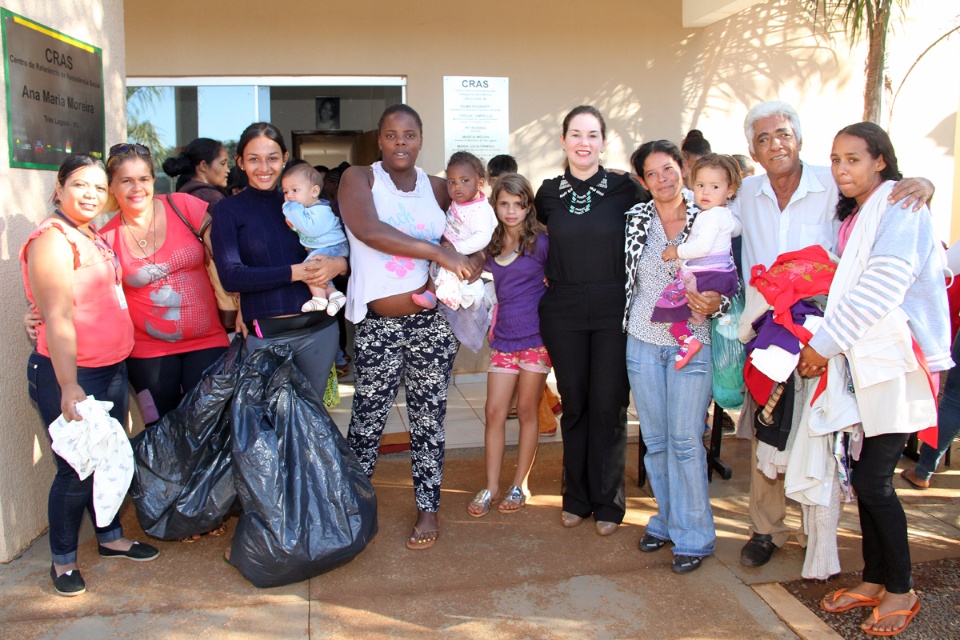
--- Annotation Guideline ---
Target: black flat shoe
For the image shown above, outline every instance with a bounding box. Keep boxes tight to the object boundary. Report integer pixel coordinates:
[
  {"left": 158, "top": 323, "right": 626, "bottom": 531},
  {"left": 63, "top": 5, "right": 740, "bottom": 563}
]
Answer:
[
  {"left": 98, "top": 541, "right": 160, "bottom": 562},
  {"left": 740, "top": 533, "right": 777, "bottom": 567},
  {"left": 50, "top": 563, "right": 86, "bottom": 596},
  {"left": 672, "top": 554, "right": 704, "bottom": 574},
  {"left": 637, "top": 533, "right": 668, "bottom": 553}
]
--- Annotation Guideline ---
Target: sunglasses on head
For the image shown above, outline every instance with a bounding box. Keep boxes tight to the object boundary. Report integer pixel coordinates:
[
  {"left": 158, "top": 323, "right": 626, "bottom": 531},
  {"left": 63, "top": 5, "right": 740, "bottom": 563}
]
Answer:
[{"left": 109, "top": 143, "right": 151, "bottom": 157}]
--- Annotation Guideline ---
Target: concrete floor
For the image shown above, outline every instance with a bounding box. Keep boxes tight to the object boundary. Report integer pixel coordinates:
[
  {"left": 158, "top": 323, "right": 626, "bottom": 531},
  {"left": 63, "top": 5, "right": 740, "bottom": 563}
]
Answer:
[{"left": 1, "top": 376, "right": 958, "bottom": 639}]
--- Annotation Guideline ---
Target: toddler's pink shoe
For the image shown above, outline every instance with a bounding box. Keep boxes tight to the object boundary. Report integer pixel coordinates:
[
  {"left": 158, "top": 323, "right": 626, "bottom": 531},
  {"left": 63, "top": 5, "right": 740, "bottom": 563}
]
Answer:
[
  {"left": 412, "top": 291, "right": 438, "bottom": 309},
  {"left": 674, "top": 337, "right": 703, "bottom": 370}
]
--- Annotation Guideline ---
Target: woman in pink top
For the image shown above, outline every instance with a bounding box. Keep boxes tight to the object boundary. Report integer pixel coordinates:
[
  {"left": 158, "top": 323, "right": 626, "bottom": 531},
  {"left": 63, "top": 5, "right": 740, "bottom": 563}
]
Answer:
[
  {"left": 27, "top": 145, "right": 231, "bottom": 426},
  {"left": 22, "top": 155, "right": 159, "bottom": 598},
  {"left": 97, "top": 144, "right": 229, "bottom": 425}
]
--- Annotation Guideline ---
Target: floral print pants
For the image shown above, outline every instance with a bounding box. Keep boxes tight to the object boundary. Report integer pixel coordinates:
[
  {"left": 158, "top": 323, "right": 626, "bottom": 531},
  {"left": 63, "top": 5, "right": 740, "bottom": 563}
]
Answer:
[{"left": 347, "top": 309, "right": 459, "bottom": 512}]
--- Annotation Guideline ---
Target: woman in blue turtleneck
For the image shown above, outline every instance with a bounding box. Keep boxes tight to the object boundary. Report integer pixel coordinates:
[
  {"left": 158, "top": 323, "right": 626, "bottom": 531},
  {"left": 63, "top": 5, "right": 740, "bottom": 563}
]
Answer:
[{"left": 211, "top": 123, "right": 347, "bottom": 394}]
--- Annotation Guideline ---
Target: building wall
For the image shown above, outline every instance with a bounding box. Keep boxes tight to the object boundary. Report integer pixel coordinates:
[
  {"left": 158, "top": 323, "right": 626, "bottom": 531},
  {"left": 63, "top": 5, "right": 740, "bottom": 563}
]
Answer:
[
  {"left": 3, "top": 0, "right": 955, "bottom": 563},
  {"left": 124, "top": 0, "right": 957, "bottom": 236},
  {"left": 0, "top": 0, "right": 127, "bottom": 562}
]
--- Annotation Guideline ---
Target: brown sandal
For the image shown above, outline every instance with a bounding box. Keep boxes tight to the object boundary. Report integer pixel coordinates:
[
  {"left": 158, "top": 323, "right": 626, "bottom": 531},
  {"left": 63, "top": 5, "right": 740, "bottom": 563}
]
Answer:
[{"left": 405, "top": 527, "right": 439, "bottom": 550}]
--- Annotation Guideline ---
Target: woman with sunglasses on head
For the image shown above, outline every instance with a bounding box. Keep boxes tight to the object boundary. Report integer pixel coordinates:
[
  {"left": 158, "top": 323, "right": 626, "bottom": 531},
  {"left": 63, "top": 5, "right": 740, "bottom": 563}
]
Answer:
[
  {"left": 22, "top": 155, "right": 160, "bottom": 597},
  {"left": 211, "top": 123, "right": 347, "bottom": 398},
  {"left": 97, "top": 143, "right": 230, "bottom": 428}
]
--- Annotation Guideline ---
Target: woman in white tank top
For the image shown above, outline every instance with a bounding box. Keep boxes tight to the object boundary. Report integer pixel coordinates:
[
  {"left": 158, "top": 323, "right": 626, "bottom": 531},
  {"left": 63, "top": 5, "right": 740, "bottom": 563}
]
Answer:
[{"left": 340, "top": 105, "right": 483, "bottom": 551}]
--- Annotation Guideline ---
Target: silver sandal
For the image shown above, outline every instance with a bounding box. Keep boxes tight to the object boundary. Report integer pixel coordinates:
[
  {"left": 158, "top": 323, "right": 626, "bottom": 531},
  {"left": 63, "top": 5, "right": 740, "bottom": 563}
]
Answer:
[
  {"left": 499, "top": 485, "right": 527, "bottom": 513},
  {"left": 467, "top": 489, "right": 499, "bottom": 518}
]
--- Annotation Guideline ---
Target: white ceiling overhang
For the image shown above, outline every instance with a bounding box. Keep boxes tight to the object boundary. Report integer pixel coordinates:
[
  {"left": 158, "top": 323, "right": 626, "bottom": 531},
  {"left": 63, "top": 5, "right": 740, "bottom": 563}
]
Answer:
[{"left": 683, "top": 0, "right": 766, "bottom": 27}]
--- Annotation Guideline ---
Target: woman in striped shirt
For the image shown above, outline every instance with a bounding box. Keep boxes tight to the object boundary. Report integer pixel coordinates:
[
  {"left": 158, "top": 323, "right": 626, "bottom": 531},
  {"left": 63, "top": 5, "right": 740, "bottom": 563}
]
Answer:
[{"left": 800, "top": 122, "right": 951, "bottom": 637}]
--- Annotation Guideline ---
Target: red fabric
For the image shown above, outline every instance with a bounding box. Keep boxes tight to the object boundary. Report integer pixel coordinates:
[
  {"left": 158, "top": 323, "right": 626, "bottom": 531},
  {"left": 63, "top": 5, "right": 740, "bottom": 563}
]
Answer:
[
  {"left": 750, "top": 245, "right": 836, "bottom": 344},
  {"left": 746, "top": 245, "right": 836, "bottom": 405},
  {"left": 20, "top": 218, "right": 134, "bottom": 367},
  {"left": 912, "top": 339, "right": 939, "bottom": 448},
  {"left": 744, "top": 356, "right": 777, "bottom": 406},
  {"left": 99, "top": 194, "right": 228, "bottom": 358}
]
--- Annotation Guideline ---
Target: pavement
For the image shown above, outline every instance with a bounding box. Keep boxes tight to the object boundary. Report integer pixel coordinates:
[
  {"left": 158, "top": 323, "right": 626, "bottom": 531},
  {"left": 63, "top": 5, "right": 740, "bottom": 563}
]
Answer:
[{"left": 1, "top": 375, "right": 957, "bottom": 639}]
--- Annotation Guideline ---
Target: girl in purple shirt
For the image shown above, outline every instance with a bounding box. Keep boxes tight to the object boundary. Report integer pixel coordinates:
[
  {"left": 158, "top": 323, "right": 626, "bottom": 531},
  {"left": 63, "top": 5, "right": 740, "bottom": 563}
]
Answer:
[{"left": 468, "top": 173, "right": 551, "bottom": 517}]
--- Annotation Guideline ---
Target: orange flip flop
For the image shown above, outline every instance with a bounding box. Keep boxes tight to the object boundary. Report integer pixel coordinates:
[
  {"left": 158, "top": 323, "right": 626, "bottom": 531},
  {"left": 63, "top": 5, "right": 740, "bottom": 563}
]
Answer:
[
  {"left": 861, "top": 599, "right": 921, "bottom": 637},
  {"left": 820, "top": 588, "right": 883, "bottom": 613}
]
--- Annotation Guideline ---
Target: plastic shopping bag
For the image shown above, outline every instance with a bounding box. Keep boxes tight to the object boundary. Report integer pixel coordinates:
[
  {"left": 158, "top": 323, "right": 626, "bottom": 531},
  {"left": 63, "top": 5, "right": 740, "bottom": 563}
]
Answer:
[
  {"left": 229, "top": 343, "right": 378, "bottom": 588},
  {"left": 711, "top": 292, "right": 747, "bottom": 410},
  {"left": 131, "top": 337, "right": 244, "bottom": 540}
]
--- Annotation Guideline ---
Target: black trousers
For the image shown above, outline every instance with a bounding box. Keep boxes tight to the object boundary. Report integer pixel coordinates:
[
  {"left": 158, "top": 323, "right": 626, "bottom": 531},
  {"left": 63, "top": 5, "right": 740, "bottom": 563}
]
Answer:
[
  {"left": 540, "top": 283, "right": 629, "bottom": 523},
  {"left": 127, "top": 346, "right": 227, "bottom": 425},
  {"left": 852, "top": 432, "right": 913, "bottom": 594}
]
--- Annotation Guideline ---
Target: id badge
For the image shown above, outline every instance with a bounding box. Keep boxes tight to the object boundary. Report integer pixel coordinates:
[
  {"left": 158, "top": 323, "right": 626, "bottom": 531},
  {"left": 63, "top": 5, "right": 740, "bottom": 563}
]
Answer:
[{"left": 116, "top": 283, "right": 128, "bottom": 309}]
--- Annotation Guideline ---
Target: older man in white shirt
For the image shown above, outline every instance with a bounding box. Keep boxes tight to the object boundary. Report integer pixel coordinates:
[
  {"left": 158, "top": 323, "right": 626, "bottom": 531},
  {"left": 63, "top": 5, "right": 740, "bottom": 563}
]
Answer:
[{"left": 731, "top": 101, "right": 933, "bottom": 568}]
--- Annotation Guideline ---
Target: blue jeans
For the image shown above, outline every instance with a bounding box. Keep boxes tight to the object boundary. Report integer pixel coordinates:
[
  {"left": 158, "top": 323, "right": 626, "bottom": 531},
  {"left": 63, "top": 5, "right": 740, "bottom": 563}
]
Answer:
[
  {"left": 916, "top": 334, "right": 960, "bottom": 480},
  {"left": 28, "top": 352, "right": 128, "bottom": 565},
  {"left": 626, "top": 336, "right": 715, "bottom": 556}
]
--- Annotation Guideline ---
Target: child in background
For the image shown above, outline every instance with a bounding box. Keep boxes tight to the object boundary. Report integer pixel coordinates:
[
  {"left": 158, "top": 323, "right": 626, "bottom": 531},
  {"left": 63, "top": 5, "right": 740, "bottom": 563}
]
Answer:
[
  {"left": 467, "top": 173, "right": 550, "bottom": 517},
  {"left": 280, "top": 163, "right": 349, "bottom": 315},
  {"left": 656, "top": 153, "right": 742, "bottom": 369},
  {"left": 486, "top": 154, "right": 519, "bottom": 199},
  {"left": 412, "top": 151, "right": 496, "bottom": 310}
]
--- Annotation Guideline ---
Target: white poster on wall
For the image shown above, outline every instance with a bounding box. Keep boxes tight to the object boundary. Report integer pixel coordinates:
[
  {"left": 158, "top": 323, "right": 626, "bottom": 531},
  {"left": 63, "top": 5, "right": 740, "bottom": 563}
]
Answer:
[{"left": 443, "top": 76, "right": 509, "bottom": 166}]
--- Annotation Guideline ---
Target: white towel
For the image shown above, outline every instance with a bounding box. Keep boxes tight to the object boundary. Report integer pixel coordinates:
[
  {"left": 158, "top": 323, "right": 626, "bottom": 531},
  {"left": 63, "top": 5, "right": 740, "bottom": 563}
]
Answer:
[
  {"left": 824, "top": 181, "right": 937, "bottom": 436},
  {"left": 48, "top": 396, "right": 134, "bottom": 527}
]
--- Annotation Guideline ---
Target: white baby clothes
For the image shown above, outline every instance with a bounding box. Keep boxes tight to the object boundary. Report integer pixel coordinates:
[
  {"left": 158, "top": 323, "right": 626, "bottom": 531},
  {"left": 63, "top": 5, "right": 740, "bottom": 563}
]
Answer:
[
  {"left": 49, "top": 396, "right": 134, "bottom": 527},
  {"left": 436, "top": 197, "right": 496, "bottom": 310}
]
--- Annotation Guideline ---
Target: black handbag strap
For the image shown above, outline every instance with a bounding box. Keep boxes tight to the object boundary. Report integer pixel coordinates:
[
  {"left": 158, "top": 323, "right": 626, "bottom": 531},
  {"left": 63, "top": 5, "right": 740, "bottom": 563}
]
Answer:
[{"left": 166, "top": 193, "right": 204, "bottom": 244}]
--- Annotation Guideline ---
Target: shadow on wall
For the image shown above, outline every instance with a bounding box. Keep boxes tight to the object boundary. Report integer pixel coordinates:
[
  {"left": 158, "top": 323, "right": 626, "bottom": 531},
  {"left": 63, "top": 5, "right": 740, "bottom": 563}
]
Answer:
[
  {"left": 922, "top": 113, "right": 958, "bottom": 155},
  {"left": 679, "top": 0, "right": 853, "bottom": 125},
  {"left": 514, "top": 0, "right": 850, "bottom": 181}
]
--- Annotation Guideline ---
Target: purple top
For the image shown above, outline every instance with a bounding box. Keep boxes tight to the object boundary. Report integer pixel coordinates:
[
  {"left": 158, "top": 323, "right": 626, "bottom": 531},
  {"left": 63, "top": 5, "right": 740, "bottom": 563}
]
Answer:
[{"left": 485, "top": 232, "right": 549, "bottom": 353}]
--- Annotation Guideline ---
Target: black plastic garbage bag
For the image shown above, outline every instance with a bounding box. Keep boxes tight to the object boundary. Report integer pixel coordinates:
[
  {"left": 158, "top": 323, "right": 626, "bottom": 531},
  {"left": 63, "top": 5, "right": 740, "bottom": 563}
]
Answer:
[
  {"left": 131, "top": 337, "right": 245, "bottom": 540},
  {"left": 229, "top": 344, "right": 378, "bottom": 588}
]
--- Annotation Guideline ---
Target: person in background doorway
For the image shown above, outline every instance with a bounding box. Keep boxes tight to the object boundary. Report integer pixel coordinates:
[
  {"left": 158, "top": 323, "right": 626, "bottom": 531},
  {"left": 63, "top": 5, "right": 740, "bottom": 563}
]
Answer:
[
  {"left": 732, "top": 153, "right": 756, "bottom": 178},
  {"left": 225, "top": 165, "right": 248, "bottom": 196},
  {"left": 321, "top": 161, "right": 352, "bottom": 376},
  {"left": 680, "top": 129, "right": 711, "bottom": 190},
  {"left": 486, "top": 154, "right": 518, "bottom": 197},
  {"left": 314, "top": 164, "right": 329, "bottom": 186},
  {"left": 162, "top": 138, "right": 230, "bottom": 213}
]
